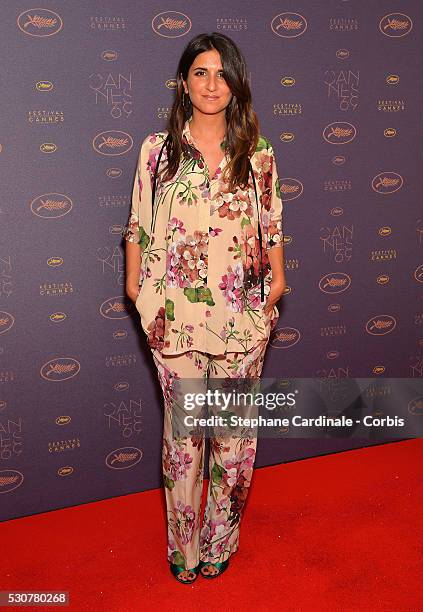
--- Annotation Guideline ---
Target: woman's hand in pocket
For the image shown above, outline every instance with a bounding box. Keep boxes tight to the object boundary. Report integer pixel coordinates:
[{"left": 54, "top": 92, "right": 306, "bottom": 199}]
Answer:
[{"left": 263, "top": 278, "right": 285, "bottom": 317}]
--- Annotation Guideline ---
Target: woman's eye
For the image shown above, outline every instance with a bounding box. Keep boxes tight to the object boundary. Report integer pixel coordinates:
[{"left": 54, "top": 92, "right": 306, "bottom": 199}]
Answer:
[{"left": 194, "top": 71, "right": 225, "bottom": 78}]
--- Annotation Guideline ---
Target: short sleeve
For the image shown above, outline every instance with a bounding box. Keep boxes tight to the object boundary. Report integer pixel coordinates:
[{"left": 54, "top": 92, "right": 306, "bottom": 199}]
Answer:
[
  {"left": 261, "top": 140, "right": 284, "bottom": 251},
  {"left": 122, "top": 135, "right": 153, "bottom": 255}
]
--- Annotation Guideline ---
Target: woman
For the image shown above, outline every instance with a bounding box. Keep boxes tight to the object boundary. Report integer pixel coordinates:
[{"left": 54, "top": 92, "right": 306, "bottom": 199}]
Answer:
[{"left": 124, "top": 32, "right": 285, "bottom": 584}]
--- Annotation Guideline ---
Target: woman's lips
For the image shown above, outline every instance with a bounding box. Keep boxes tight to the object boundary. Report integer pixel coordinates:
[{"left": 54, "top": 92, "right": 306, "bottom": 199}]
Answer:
[{"left": 203, "top": 95, "right": 219, "bottom": 100}]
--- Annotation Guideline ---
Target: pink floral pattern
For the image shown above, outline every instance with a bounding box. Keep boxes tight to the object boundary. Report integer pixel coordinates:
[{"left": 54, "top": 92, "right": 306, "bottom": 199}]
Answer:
[{"left": 124, "top": 117, "right": 284, "bottom": 355}]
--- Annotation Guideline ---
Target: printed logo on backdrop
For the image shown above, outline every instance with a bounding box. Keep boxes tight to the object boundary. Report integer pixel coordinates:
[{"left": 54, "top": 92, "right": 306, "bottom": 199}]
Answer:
[
  {"left": 269, "top": 326, "right": 301, "bottom": 349},
  {"left": 0, "top": 312, "right": 15, "bottom": 335},
  {"left": 0, "top": 371, "right": 16, "bottom": 383},
  {"left": 371, "top": 249, "right": 396, "bottom": 262},
  {"left": 332, "top": 156, "right": 346, "bottom": 166},
  {"left": 373, "top": 366, "right": 386, "bottom": 375},
  {"left": 372, "top": 172, "right": 403, "bottom": 194},
  {"left": 105, "top": 354, "right": 136, "bottom": 368},
  {"left": 0, "top": 417, "right": 22, "bottom": 458},
  {"left": 386, "top": 75, "right": 400, "bottom": 86},
  {"left": 113, "top": 330, "right": 128, "bottom": 340},
  {"left": 166, "top": 79, "right": 177, "bottom": 89},
  {"left": 100, "top": 296, "right": 134, "bottom": 319},
  {"left": 17, "top": 8, "right": 63, "bottom": 36},
  {"left": 31, "top": 193, "right": 72, "bottom": 218},
  {"left": 104, "top": 399, "right": 142, "bottom": 437},
  {"left": 414, "top": 265, "right": 423, "bottom": 284},
  {"left": 28, "top": 110, "right": 64, "bottom": 124},
  {"left": 36, "top": 80, "right": 53, "bottom": 91},
  {"left": 284, "top": 259, "right": 299, "bottom": 274},
  {"left": 114, "top": 382, "right": 129, "bottom": 391},
  {"left": 106, "top": 169, "right": 123, "bottom": 179},
  {"left": 409, "top": 397, "right": 423, "bottom": 415},
  {"left": 280, "top": 178, "right": 303, "bottom": 201},
  {"left": 319, "top": 273, "right": 351, "bottom": 294},
  {"left": 40, "top": 358, "right": 81, "bottom": 381},
  {"left": 328, "top": 305, "right": 341, "bottom": 314},
  {"left": 365, "top": 315, "right": 396, "bottom": 335},
  {"left": 0, "top": 470, "right": 24, "bottom": 494},
  {"left": 323, "top": 122, "right": 357, "bottom": 145},
  {"left": 152, "top": 11, "right": 191, "bottom": 37},
  {"left": 93, "top": 131, "right": 133, "bottom": 155},
  {"left": 273, "top": 103, "right": 302, "bottom": 116},
  {"left": 280, "top": 132, "right": 295, "bottom": 143},
  {"left": 40, "top": 282, "right": 73, "bottom": 297},
  {"left": 320, "top": 226, "right": 353, "bottom": 263},
  {"left": 329, "top": 18, "right": 358, "bottom": 32},
  {"left": 324, "top": 179, "right": 351, "bottom": 192},
  {"left": 109, "top": 224, "right": 124, "bottom": 235},
  {"left": 90, "top": 16, "right": 127, "bottom": 31},
  {"left": 316, "top": 366, "right": 352, "bottom": 379},
  {"left": 40, "top": 143, "right": 57, "bottom": 153},
  {"left": 324, "top": 70, "right": 359, "bottom": 111},
  {"left": 49, "top": 312, "right": 67, "bottom": 323},
  {"left": 47, "top": 257, "right": 63, "bottom": 267},
  {"left": 58, "top": 467, "right": 74, "bottom": 477},
  {"left": 321, "top": 324, "right": 346, "bottom": 337},
  {"left": 330, "top": 207, "right": 344, "bottom": 216},
  {"left": 379, "top": 14, "right": 413, "bottom": 37},
  {"left": 281, "top": 77, "right": 295, "bottom": 87},
  {"left": 101, "top": 50, "right": 118, "bottom": 62},
  {"left": 271, "top": 13, "right": 307, "bottom": 37},
  {"left": 89, "top": 73, "right": 132, "bottom": 118},
  {"left": 56, "top": 416, "right": 72, "bottom": 425},
  {"left": 216, "top": 18, "right": 248, "bottom": 32},
  {"left": 105, "top": 447, "right": 143, "bottom": 469},
  {"left": 384, "top": 128, "right": 397, "bottom": 138},
  {"left": 97, "top": 246, "right": 125, "bottom": 286},
  {"left": 336, "top": 49, "right": 350, "bottom": 60},
  {"left": 98, "top": 195, "right": 128, "bottom": 209},
  {"left": 410, "top": 358, "right": 423, "bottom": 378},
  {"left": 49, "top": 439, "right": 80, "bottom": 452},
  {"left": 157, "top": 107, "right": 172, "bottom": 120},
  {"left": 378, "top": 99, "right": 405, "bottom": 112}
]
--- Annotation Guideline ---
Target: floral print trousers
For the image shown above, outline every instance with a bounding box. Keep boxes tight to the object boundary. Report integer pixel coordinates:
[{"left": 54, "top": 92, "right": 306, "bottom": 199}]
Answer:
[{"left": 150, "top": 312, "right": 278, "bottom": 570}]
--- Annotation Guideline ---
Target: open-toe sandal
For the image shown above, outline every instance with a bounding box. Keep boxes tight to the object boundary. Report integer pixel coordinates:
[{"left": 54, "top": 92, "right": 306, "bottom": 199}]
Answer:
[
  {"left": 199, "top": 559, "right": 229, "bottom": 579},
  {"left": 170, "top": 562, "right": 200, "bottom": 584}
]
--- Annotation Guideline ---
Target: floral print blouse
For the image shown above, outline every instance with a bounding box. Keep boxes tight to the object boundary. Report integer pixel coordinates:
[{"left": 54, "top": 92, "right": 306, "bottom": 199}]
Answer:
[{"left": 123, "top": 116, "right": 284, "bottom": 356}]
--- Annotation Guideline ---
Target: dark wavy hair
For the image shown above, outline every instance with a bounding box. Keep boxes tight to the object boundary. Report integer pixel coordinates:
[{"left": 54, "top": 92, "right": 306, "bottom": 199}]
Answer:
[{"left": 160, "top": 32, "right": 259, "bottom": 191}]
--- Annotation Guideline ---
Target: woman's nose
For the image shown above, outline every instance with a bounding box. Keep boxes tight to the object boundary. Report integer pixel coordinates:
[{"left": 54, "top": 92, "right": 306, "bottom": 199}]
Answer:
[{"left": 206, "top": 75, "right": 217, "bottom": 91}]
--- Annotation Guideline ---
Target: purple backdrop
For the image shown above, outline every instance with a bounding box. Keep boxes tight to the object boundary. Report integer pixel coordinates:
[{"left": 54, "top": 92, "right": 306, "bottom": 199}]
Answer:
[{"left": 1, "top": 2, "right": 421, "bottom": 521}]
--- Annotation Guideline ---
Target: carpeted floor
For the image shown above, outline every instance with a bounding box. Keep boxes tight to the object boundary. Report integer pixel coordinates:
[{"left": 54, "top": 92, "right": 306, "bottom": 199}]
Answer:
[{"left": 1, "top": 439, "right": 421, "bottom": 611}]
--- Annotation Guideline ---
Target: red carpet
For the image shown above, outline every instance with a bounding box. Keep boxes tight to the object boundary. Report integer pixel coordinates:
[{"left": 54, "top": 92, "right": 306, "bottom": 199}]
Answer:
[{"left": 1, "top": 439, "right": 421, "bottom": 611}]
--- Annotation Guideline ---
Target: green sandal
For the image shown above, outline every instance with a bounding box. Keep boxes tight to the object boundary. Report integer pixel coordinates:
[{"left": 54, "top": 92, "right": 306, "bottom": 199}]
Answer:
[
  {"left": 199, "top": 559, "right": 230, "bottom": 579},
  {"left": 169, "top": 562, "right": 200, "bottom": 584}
]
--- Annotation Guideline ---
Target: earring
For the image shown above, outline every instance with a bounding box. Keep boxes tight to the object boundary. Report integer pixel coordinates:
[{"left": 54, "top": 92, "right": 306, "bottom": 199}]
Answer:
[{"left": 182, "top": 91, "right": 191, "bottom": 111}]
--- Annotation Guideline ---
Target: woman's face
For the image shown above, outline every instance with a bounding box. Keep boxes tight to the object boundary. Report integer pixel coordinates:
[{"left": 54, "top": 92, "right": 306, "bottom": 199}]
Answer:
[{"left": 182, "top": 48, "right": 233, "bottom": 117}]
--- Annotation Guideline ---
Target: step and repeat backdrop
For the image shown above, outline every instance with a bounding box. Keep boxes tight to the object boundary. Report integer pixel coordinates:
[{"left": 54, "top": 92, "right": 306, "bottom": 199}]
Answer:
[{"left": 1, "top": 2, "right": 421, "bottom": 521}]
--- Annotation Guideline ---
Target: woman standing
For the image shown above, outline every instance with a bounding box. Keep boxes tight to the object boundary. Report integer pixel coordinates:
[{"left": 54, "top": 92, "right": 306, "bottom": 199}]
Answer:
[{"left": 124, "top": 32, "right": 285, "bottom": 584}]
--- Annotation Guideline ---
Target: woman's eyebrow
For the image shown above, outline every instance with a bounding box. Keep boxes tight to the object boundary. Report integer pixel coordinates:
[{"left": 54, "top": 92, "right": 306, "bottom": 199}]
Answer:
[{"left": 192, "top": 66, "right": 223, "bottom": 71}]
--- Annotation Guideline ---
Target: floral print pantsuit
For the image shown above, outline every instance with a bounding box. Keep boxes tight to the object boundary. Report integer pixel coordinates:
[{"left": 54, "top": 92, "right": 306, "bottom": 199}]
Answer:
[
  {"left": 123, "top": 117, "right": 284, "bottom": 569},
  {"left": 151, "top": 310, "right": 278, "bottom": 570}
]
